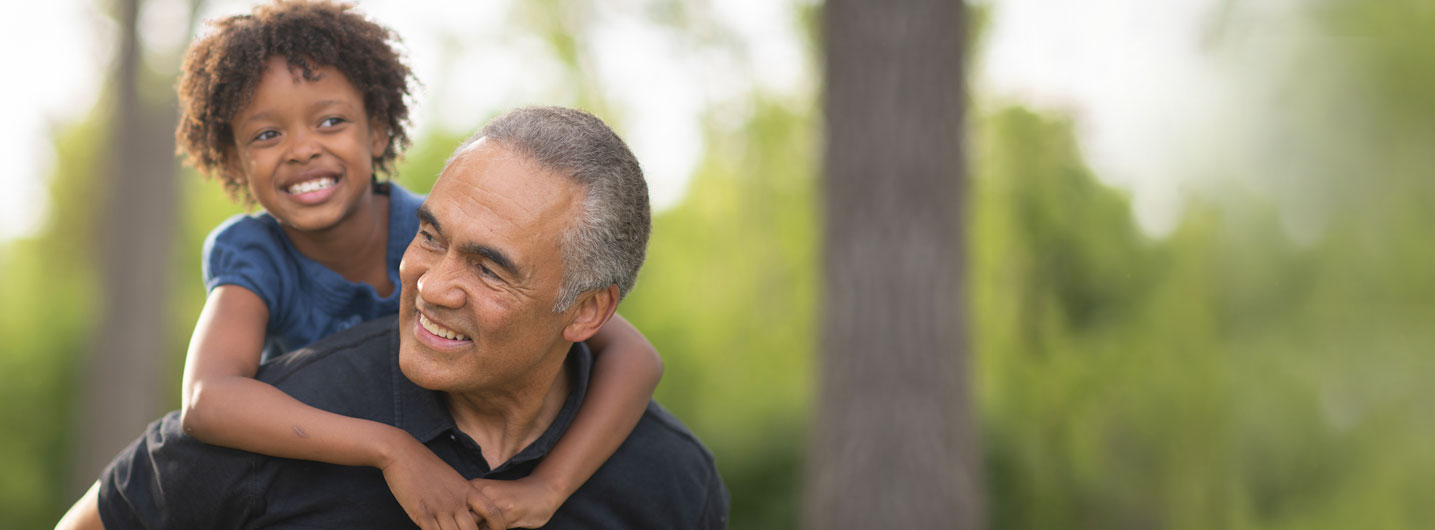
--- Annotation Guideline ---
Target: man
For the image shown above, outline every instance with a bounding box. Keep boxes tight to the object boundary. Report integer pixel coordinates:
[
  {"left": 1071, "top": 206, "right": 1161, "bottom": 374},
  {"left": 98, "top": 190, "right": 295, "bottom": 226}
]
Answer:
[{"left": 57, "top": 107, "right": 729, "bottom": 529}]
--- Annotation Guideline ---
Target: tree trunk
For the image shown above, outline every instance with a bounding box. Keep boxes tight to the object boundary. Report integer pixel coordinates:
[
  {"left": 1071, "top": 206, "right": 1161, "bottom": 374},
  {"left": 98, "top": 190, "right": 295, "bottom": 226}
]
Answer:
[
  {"left": 70, "top": 0, "right": 177, "bottom": 496},
  {"left": 807, "top": 1, "right": 983, "bottom": 528}
]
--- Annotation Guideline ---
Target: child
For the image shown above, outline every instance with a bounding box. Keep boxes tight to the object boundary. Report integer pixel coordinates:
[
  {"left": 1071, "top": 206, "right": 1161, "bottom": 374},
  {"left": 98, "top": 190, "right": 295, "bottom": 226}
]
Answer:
[{"left": 173, "top": 2, "right": 662, "bottom": 528}]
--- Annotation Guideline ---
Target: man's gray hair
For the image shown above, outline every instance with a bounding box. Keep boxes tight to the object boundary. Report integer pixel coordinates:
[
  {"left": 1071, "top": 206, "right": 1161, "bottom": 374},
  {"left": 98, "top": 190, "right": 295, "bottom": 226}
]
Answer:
[{"left": 448, "top": 106, "right": 651, "bottom": 312}]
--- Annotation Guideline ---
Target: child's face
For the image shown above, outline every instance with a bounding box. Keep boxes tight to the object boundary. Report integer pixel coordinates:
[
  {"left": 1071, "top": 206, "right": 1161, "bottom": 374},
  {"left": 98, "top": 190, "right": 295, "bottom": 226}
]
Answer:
[{"left": 227, "top": 57, "right": 387, "bottom": 231}]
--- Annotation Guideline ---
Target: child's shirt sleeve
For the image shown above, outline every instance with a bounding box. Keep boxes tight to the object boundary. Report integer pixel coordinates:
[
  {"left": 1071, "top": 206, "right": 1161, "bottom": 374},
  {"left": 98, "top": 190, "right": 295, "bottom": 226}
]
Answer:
[{"left": 202, "top": 214, "right": 293, "bottom": 331}]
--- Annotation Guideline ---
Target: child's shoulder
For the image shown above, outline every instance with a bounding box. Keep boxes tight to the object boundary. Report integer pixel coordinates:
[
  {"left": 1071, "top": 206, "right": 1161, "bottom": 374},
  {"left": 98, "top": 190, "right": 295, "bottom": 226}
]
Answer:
[
  {"left": 200, "top": 211, "right": 299, "bottom": 305},
  {"left": 204, "top": 211, "right": 285, "bottom": 252},
  {"left": 385, "top": 181, "right": 425, "bottom": 212}
]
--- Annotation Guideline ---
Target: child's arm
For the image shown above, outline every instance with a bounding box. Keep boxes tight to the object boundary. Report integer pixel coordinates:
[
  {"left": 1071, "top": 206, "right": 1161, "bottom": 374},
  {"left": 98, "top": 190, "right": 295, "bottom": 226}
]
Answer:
[
  {"left": 469, "top": 313, "right": 662, "bottom": 528},
  {"left": 181, "top": 286, "right": 506, "bottom": 530}
]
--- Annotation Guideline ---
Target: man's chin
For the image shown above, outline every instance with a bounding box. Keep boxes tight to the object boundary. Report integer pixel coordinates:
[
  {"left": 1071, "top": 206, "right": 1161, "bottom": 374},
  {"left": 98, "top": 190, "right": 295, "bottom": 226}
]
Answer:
[{"left": 398, "top": 344, "right": 446, "bottom": 390}]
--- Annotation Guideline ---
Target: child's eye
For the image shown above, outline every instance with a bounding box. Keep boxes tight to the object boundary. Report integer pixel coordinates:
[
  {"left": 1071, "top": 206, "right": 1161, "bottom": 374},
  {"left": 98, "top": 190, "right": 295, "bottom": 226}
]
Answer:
[
  {"left": 319, "top": 117, "right": 346, "bottom": 128},
  {"left": 252, "top": 130, "right": 278, "bottom": 142}
]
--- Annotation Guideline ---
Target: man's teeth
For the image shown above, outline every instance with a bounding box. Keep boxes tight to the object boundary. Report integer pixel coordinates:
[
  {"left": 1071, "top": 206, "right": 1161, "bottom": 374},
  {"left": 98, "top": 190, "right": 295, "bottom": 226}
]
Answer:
[
  {"left": 419, "top": 313, "right": 469, "bottom": 341},
  {"left": 287, "top": 177, "right": 336, "bottom": 194}
]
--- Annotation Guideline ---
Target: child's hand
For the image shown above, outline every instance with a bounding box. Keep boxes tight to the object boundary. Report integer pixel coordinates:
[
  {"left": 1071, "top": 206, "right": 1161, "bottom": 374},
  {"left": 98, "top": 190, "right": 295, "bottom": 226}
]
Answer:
[
  {"left": 380, "top": 439, "right": 507, "bottom": 530},
  {"left": 468, "top": 477, "right": 564, "bottom": 529}
]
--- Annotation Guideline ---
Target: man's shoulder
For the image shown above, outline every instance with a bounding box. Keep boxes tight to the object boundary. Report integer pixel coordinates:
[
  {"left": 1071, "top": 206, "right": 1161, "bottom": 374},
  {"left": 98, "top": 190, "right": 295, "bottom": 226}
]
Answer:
[
  {"left": 254, "top": 316, "right": 399, "bottom": 418},
  {"left": 627, "top": 402, "right": 723, "bottom": 497},
  {"left": 631, "top": 401, "right": 717, "bottom": 464},
  {"left": 98, "top": 411, "right": 264, "bottom": 529},
  {"left": 559, "top": 401, "right": 729, "bottom": 528}
]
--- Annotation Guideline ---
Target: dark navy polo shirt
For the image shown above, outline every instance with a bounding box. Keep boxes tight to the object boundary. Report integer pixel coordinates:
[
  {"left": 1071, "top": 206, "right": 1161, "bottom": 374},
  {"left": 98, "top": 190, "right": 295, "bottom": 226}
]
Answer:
[{"left": 96, "top": 316, "right": 729, "bottom": 529}]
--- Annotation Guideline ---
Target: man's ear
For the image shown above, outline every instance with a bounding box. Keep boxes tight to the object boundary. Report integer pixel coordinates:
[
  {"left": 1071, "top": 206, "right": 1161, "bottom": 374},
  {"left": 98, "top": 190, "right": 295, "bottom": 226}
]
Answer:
[{"left": 563, "top": 284, "right": 619, "bottom": 343}]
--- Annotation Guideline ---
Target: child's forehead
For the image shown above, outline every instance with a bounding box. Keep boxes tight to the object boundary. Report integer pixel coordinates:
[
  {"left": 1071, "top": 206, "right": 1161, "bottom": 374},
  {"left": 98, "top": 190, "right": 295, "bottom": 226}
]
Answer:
[
  {"left": 254, "top": 56, "right": 359, "bottom": 91},
  {"left": 259, "top": 56, "right": 339, "bottom": 83},
  {"left": 231, "top": 57, "right": 363, "bottom": 119}
]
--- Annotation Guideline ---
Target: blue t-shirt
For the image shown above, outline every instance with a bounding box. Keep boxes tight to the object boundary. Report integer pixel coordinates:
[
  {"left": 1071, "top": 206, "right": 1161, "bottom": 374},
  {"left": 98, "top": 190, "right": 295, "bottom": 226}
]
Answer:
[{"left": 202, "top": 182, "right": 423, "bottom": 361}]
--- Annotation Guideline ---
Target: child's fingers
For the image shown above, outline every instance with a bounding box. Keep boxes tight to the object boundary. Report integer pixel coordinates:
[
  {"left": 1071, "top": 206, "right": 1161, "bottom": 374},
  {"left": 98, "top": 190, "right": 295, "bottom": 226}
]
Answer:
[
  {"left": 454, "top": 510, "right": 483, "bottom": 530},
  {"left": 468, "top": 490, "right": 507, "bottom": 530},
  {"left": 435, "top": 513, "right": 464, "bottom": 530}
]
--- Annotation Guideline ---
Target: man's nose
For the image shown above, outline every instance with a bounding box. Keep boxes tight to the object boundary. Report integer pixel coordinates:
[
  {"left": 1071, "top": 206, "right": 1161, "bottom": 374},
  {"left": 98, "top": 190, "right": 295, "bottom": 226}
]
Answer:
[{"left": 416, "top": 252, "right": 466, "bottom": 309}]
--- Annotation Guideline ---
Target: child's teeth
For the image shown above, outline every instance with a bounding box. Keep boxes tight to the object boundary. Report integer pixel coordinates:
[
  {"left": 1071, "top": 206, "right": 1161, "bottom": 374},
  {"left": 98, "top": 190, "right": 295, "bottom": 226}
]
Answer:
[{"left": 289, "top": 177, "right": 335, "bottom": 194}]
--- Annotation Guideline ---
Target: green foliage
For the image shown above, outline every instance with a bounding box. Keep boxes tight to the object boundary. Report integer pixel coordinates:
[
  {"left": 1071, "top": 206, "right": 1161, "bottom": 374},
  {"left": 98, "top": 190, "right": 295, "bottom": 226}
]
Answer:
[
  {"left": 971, "top": 67, "right": 1435, "bottom": 530},
  {"left": 11, "top": 1, "right": 1435, "bottom": 529},
  {"left": 619, "top": 97, "right": 817, "bottom": 530},
  {"left": 0, "top": 106, "right": 107, "bottom": 529}
]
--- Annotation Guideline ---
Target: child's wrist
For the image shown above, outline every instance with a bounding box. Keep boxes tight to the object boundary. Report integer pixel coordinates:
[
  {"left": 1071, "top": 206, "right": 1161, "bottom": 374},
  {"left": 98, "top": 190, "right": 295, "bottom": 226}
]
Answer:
[
  {"left": 368, "top": 424, "right": 415, "bottom": 469},
  {"left": 527, "top": 469, "right": 574, "bottom": 506}
]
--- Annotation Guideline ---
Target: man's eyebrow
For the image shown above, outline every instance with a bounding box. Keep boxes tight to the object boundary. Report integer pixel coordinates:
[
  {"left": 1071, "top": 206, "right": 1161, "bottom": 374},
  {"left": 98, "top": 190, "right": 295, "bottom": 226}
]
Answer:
[
  {"left": 417, "top": 205, "right": 442, "bottom": 234},
  {"left": 417, "top": 205, "right": 520, "bottom": 276},
  {"left": 460, "top": 242, "right": 520, "bottom": 277}
]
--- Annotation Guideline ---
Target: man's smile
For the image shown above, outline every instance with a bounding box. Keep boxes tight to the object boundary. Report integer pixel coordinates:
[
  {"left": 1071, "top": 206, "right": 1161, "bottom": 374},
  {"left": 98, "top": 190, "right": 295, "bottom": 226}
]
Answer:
[{"left": 416, "top": 310, "right": 471, "bottom": 342}]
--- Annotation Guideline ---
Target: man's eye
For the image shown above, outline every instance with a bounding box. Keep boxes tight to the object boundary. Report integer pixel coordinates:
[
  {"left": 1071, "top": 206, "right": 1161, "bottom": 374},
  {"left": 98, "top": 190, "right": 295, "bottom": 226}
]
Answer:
[
  {"left": 418, "top": 230, "right": 441, "bottom": 248},
  {"left": 476, "top": 261, "right": 500, "bottom": 280}
]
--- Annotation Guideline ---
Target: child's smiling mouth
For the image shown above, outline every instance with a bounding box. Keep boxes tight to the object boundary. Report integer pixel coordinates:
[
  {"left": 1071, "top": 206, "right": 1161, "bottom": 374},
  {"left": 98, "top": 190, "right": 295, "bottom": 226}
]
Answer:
[
  {"left": 281, "top": 172, "right": 344, "bottom": 205},
  {"left": 286, "top": 176, "right": 337, "bottom": 194}
]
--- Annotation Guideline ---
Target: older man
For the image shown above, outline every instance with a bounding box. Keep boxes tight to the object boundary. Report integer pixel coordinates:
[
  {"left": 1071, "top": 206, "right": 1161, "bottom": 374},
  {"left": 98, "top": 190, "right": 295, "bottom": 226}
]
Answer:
[{"left": 58, "top": 107, "right": 728, "bottom": 529}]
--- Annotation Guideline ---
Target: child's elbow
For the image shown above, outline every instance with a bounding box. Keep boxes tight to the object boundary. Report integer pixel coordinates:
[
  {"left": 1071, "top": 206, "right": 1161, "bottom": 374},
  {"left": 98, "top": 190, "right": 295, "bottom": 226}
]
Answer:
[{"left": 179, "top": 387, "right": 217, "bottom": 439}]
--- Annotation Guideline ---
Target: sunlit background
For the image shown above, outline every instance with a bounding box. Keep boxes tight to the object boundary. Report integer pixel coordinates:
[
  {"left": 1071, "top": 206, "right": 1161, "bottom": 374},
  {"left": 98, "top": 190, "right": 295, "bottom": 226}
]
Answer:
[{"left": 5, "top": 0, "right": 1435, "bottom": 528}]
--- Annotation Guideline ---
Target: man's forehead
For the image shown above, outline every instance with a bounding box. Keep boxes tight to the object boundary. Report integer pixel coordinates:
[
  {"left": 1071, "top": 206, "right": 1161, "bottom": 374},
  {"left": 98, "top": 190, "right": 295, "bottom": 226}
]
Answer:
[{"left": 427, "top": 140, "right": 581, "bottom": 245}]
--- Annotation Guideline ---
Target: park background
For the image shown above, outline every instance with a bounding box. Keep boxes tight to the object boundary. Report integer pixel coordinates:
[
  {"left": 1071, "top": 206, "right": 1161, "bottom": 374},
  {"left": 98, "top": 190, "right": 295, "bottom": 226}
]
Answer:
[{"left": 3, "top": 0, "right": 1434, "bottom": 528}]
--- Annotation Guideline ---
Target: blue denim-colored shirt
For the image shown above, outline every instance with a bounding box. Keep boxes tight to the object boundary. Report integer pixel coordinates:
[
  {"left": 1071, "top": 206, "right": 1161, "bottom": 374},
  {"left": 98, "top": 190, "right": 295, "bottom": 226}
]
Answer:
[
  {"left": 202, "top": 182, "right": 423, "bottom": 361},
  {"left": 96, "top": 316, "right": 731, "bottom": 529}
]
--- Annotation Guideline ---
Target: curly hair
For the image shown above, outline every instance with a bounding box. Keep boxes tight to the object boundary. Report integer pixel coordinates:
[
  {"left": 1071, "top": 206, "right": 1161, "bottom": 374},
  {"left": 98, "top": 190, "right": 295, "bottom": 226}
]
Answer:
[{"left": 175, "top": 0, "right": 415, "bottom": 203}]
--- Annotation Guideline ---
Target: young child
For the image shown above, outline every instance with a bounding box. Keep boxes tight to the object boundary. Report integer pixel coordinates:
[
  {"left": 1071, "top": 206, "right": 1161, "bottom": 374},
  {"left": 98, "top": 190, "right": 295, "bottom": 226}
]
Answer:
[{"left": 173, "top": 2, "right": 663, "bottom": 528}]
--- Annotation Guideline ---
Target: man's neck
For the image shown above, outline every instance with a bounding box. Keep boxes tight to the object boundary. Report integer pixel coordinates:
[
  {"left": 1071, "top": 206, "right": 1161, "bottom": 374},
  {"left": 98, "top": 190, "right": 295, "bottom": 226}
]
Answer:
[{"left": 444, "top": 344, "right": 574, "bottom": 470}]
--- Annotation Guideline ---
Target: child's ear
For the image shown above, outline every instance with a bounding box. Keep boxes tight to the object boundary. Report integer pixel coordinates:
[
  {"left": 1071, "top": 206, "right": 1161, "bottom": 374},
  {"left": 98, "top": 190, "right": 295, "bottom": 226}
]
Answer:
[
  {"left": 563, "top": 285, "right": 619, "bottom": 343},
  {"left": 369, "top": 119, "right": 389, "bottom": 156},
  {"left": 219, "top": 149, "right": 245, "bottom": 184}
]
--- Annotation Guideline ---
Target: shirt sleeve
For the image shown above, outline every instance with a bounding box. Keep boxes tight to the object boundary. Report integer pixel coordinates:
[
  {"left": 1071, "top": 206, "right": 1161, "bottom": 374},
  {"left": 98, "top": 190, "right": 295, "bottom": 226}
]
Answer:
[
  {"left": 694, "top": 459, "right": 731, "bottom": 529},
  {"left": 96, "top": 412, "right": 259, "bottom": 530},
  {"left": 202, "top": 215, "right": 291, "bottom": 328}
]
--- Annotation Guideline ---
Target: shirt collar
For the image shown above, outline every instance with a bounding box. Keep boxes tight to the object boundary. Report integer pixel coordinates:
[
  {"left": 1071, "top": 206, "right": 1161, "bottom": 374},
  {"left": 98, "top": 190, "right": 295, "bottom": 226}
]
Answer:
[{"left": 391, "top": 335, "right": 594, "bottom": 468}]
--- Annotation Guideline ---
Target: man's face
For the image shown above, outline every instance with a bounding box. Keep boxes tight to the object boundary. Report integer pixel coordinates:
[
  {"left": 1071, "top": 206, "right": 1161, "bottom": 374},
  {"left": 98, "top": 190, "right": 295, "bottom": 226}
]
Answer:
[{"left": 397, "top": 138, "right": 582, "bottom": 393}]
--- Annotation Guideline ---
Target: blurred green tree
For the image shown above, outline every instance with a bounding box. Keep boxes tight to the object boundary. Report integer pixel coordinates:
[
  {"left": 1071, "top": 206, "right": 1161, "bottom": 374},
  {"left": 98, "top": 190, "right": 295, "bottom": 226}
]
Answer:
[{"left": 15, "top": 0, "right": 1435, "bottom": 529}]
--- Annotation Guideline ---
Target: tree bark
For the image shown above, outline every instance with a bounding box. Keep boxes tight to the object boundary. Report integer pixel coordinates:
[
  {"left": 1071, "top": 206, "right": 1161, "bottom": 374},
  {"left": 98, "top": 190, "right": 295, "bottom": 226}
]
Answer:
[
  {"left": 807, "top": 0, "right": 983, "bottom": 528},
  {"left": 70, "top": 0, "right": 177, "bottom": 496}
]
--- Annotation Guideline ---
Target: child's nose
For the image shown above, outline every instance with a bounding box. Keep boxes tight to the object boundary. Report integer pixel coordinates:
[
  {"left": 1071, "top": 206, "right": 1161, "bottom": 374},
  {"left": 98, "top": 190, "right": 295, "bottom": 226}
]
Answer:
[{"left": 287, "top": 131, "right": 322, "bottom": 162}]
